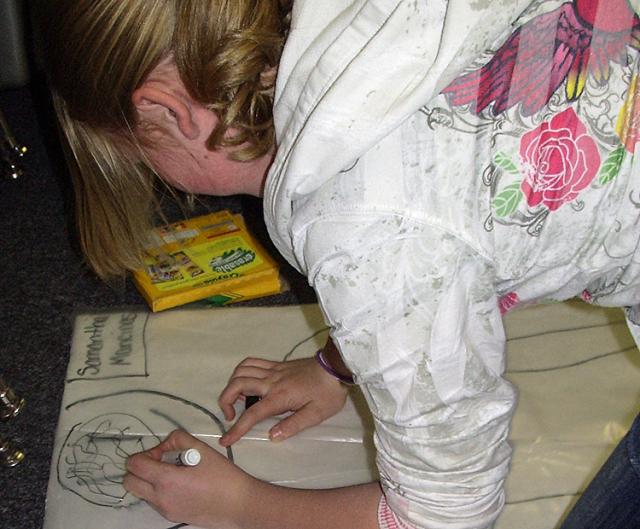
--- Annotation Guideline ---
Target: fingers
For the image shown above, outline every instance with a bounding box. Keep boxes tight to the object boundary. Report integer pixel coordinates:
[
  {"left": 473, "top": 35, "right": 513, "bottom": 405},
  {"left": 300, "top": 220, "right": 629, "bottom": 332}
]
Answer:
[
  {"left": 235, "top": 357, "right": 278, "bottom": 369},
  {"left": 219, "top": 363, "right": 287, "bottom": 419},
  {"left": 139, "top": 430, "right": 206, "bottom": 463},
  {"left": 126, "top": 431, "right": 213, "bottom": 492},
  {"left": 127, "top": 451, "right": 170, "bottom": 485},
  {"left": 219, "top": 397, "right": 286, "bottom": 447},
  {"left": 217, "top": 356, "right": 343, "bottom": 446},
  {"left": 125, "top": 430, "right": 226, "bottom": 523},
  {"left": 218, "top": 358, "right": 279, "bottom": 420},
  {"left": 231, "top": 366, "right": 272, "bottom": 380},
  {"left": 123, "top": 471, "right": 155, "bottom": 501},
  {"left": 268, "top": 403, "right": 326, "bottom": 442},
  {"left": 218, "top": 377, "right": 271, "bottom": 421}
]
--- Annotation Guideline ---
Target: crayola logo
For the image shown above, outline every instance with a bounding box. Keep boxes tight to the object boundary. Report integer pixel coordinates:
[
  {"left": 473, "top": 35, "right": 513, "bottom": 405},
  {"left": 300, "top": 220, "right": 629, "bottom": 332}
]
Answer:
[{"left": 210, "top": 248, "right": 256, "bottom": 273}]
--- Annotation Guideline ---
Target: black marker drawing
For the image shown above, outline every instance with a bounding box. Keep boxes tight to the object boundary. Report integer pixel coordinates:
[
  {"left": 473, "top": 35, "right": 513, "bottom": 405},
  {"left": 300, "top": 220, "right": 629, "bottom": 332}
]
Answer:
[
  {"left": 58, "top": 413, "right": 159, "bottom": 508},
  {"left": 58, "top": 390, "right": 233, "bottom": 529}
]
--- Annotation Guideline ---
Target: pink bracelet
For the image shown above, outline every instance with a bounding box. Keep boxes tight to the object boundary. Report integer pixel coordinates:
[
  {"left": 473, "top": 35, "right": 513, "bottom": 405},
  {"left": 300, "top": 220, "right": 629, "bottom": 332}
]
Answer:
[
  {"left": 315, "top": 349, "right": 355, "bottom": 385},
  {"left": 378, "top": 495, "right": 417, "bottom": 529}
]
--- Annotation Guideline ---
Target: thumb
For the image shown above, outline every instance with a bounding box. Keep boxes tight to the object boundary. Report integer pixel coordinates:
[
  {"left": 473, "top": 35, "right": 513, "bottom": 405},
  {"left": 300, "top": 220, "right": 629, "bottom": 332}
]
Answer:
[
  {"left": 268, "top": 404, "right": 324, "bottom": 442},
  {"left": 127, "top": 451, "right": 170, "bottom": 484},
  {"left": 146, "top": 430, "right": 205, "bottom": 460}
]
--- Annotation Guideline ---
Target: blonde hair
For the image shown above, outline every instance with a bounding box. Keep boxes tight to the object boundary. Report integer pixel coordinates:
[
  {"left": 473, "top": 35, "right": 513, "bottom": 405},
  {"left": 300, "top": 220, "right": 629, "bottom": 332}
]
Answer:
[{"left": 35, "top": 0, "right": 288, "bottom": 278}]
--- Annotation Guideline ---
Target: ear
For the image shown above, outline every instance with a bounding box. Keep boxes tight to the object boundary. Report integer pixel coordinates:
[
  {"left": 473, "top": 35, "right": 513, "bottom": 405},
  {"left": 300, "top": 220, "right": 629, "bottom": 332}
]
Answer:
[{"left": 132, "top": 85, "right": 200, "bottom": 140}]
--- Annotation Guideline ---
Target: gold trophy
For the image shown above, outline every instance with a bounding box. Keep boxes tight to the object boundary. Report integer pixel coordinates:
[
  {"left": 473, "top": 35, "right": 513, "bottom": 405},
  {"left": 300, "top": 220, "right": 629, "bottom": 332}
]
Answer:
[
  {"left": 0, "top": 435, "right": 25, "bottom": 467},
  {"left": 0, "top": 376, "right": 25, "bottom": 421}
]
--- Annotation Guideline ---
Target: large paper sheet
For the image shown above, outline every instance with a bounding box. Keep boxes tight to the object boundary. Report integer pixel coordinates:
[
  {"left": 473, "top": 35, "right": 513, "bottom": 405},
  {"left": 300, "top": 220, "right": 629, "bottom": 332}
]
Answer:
[{"left": 44, "top": 302, "right": 640, "bottom": 529}]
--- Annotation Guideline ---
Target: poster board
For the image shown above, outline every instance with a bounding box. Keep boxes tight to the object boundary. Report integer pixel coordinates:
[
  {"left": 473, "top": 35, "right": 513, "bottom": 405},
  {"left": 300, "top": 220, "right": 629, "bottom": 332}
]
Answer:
[{"left": 44, "top": 302, "right": 640, "bottom": 529}]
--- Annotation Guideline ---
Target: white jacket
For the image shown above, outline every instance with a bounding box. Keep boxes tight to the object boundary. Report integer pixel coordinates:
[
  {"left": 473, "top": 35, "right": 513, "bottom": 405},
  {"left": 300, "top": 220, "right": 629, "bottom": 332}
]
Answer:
[{"left": 264, "top": 1, "right": 640, "bottom": 527}]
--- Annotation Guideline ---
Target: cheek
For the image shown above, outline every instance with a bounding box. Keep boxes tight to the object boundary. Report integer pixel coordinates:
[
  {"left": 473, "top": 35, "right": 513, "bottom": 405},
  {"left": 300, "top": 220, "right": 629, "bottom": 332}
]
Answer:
[
  {"left": 143, "top": 145, "right": 201, "bottom": 192},
  {"left": 147, "top": 147, "right": 236, "bottom": 195}
]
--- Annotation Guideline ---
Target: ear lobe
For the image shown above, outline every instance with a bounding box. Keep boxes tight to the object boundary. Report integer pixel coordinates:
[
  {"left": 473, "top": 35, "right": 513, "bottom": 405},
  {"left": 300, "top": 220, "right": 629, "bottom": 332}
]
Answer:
[{"left": 132, "top": 86, "right": 200, "bottom": 140}]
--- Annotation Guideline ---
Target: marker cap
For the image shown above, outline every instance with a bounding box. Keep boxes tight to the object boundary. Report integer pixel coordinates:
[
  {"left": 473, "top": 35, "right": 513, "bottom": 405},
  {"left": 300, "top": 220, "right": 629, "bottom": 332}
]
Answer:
[{"left": 181, "top": 448, "right": 201, "bottom": 466}]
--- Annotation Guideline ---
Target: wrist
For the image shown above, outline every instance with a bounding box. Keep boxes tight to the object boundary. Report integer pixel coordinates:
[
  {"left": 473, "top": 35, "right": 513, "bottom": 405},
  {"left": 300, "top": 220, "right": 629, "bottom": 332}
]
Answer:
[
  {"left": 227, "top": 470, "right": 267, "bottom": 529},
  {"left": 315, "top": 349, "right": 355, "bottom": 385}
]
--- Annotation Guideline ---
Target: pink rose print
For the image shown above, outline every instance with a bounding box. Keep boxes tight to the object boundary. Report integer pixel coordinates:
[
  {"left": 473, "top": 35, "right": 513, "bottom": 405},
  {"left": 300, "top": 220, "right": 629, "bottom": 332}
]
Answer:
[
  {"left": 498, "top": 291, "right": 520, "bottom": 315},
  {"left": 520, "top": 107, "right": 600, "bottom": 211}
]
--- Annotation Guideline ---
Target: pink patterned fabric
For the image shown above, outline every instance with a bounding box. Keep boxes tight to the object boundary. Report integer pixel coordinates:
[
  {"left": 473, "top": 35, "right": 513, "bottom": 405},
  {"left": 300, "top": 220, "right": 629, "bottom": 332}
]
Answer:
[
  {"left": 377, "top": 495, "right": 416, "bottom": 529},
  {"left": 498, "top": 291, "right": 520, "bottom": 315}
]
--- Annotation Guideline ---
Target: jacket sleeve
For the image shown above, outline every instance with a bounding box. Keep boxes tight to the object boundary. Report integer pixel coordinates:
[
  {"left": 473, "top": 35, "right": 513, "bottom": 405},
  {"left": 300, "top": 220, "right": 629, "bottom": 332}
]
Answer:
[{"left": 305, "top": 217, "right": 517, "bottom": 529}]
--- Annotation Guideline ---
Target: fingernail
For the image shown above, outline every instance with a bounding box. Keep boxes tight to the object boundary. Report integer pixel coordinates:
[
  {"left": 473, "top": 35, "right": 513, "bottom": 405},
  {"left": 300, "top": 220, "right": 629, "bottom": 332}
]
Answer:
[{"left": 269, "top": 429, "right": 283, "bottom": 442}]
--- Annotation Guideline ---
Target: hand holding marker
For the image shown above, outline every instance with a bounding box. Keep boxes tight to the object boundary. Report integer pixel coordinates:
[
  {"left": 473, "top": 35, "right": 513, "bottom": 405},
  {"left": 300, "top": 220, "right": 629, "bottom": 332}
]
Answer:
[{"left": 161, "top": 448, "right": 201, "bottom": 467}]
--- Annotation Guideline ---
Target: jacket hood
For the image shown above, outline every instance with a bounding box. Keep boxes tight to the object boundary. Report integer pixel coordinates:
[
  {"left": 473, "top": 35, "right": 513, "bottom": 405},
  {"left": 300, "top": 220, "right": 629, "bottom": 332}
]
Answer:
[{"left": 264, "top": 0, "right": 531, "bottom": 269}]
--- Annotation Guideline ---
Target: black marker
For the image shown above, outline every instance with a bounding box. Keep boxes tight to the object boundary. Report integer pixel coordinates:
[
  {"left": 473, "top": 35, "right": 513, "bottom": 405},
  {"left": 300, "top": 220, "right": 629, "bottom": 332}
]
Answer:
[{"left": 245, "top": 395, "right": 261, "bottom": 409}]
